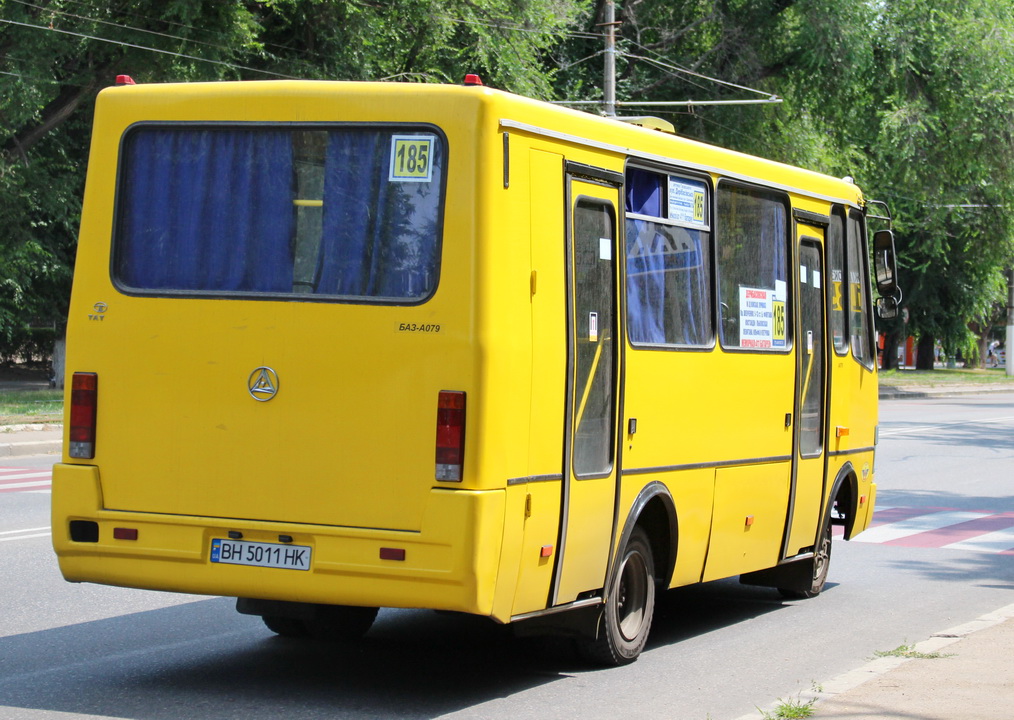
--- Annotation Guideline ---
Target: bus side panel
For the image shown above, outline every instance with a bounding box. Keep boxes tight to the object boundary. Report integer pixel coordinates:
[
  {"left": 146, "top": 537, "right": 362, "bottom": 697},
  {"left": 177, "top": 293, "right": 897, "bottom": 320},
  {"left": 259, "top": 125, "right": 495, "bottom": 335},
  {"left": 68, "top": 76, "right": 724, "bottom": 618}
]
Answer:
[
  {"left": 616, "top": 468, "right": 715, "bottom": 589},
  {"left": 703, "top": 463, "right": 790, "bottom": 581},
  {"left": 507, "top": 480, "right": 563, "bottom": 615},
  {"left": 623, "top": 350, "right": 790, "bottom": 480},
  {"left": 827, "top": 361, "right": 878, "bottom": 534},
  {"left": 504, "top": 147, "right": 568, "bottom": 617},
  {"left": 622, "top": 345, "right": 793, "bottom": 584},
  {"left": 664, "top": 468, "right": 716, "bottom": 587}
]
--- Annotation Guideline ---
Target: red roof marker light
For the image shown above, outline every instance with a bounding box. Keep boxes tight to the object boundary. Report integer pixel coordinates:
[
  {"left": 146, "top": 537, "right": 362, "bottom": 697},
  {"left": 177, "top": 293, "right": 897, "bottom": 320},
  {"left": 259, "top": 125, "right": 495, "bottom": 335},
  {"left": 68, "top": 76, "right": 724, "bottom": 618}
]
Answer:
[
  {"left": 115, "top": 75, "right": 136, "bottom": 86},
  {"left": 463, "top": 74, "right": 483, "bottom": 87}
]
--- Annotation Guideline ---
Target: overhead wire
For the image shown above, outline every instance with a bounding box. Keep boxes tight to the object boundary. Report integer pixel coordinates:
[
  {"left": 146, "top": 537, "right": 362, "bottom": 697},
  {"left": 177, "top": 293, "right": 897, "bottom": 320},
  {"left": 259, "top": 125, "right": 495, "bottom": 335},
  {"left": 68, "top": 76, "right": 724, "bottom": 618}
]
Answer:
[
  {"left": 0, "top": 18, "right": 299, "bottom": 79},
  {"left": 4, "top": 0, "right": 322, "bottom": 76},
  {"left": 7, "top": 0, "right": 241, "bottom": 56},
  {"left": 2, "top": 2, "right": 775, "bottom": 106}
]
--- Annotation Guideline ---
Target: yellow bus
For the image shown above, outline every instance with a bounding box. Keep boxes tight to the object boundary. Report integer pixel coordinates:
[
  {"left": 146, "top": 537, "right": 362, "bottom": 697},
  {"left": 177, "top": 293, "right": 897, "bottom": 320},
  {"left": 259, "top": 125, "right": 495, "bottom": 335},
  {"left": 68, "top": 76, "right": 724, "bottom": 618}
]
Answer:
[{"left": 53, "top": 76, "right": 898, "bottom": 665}]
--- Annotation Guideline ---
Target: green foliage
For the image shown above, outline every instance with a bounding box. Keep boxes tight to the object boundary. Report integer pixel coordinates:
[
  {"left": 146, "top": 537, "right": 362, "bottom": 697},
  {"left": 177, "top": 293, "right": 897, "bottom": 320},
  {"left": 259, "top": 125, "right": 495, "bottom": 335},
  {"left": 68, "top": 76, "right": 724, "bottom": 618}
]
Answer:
[
  {"left": 1, "top": 0, "right": 1012, "bottom": 365},
  {"left": 874, "top": 642, "right": 953, "bottom": 660},
  {"left": 865, "top": 0, "right": 1014, "bottom": 352},
  {"left": 1, "top": 0, "right": 265, "bottom": 354},
  {"left": 0, "top": 387, "right": 62, "bottom": 425},
  {"left": 248, "top": 0, "right": 582, "bottom": 96},
  {"left": 758, "top": 695, "right": 817, "bottom": 720},
  {"left": 0, "top": 0, "right": 580, "bottom": 360}
]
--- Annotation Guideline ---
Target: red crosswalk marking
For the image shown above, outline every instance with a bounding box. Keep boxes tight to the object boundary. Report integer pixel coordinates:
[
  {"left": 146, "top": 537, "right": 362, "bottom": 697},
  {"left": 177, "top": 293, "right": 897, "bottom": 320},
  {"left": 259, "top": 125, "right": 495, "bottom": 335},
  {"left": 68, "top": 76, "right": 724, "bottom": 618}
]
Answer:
[
  {"left": 0, "top": 467, "right": 53, "bottom": 493},
  {"left": 858, "top": 505, "right": 1014, "bottom": 554}
]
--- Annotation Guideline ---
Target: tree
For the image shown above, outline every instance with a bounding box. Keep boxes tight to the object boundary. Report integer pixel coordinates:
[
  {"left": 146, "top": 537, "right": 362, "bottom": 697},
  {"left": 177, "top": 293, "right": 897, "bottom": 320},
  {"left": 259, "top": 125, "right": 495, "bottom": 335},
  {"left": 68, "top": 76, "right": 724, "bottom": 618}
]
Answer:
[
  {"left": 0, "top": 0, "right": 581, "bottom": 368},
  {"left": 1, "top": 0, "right": 264, "bottom": 367},
  {"left": 551, "top": 0, "right": 878, "bottom": 173},
  {"left": 862, "top": 0, "right": 1014, "bottom": 367}
]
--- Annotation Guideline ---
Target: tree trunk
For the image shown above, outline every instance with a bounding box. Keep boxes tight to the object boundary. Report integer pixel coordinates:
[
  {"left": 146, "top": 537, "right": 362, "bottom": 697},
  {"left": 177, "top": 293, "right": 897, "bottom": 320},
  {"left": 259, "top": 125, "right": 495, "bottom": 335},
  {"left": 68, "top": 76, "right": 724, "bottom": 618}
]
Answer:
[
  {"left": 51, "top": 334, "right": 66, "bottom": 390},
  {"left": 879, "top": 329, "right": 897, "bottom": 370},
  {"left": 916, "top": 334, "right": 936, "bottom": 370}
]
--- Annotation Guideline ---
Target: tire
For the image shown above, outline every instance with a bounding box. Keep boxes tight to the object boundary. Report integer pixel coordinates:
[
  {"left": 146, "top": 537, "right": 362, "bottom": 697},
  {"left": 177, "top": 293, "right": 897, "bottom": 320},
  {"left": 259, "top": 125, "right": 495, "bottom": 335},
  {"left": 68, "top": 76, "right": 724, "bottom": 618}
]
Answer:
[
  {"left": 309, "top": 605, "right": 379, "bottom": 642},
  {"left": 262, "top": 615, "right": 310, "bottom": 638},
  {"left": 579, "top": 527, "right": 656, "bottom": 666},
  {"left": 779, "top": 516, "right": 832, "bottom": 600}
]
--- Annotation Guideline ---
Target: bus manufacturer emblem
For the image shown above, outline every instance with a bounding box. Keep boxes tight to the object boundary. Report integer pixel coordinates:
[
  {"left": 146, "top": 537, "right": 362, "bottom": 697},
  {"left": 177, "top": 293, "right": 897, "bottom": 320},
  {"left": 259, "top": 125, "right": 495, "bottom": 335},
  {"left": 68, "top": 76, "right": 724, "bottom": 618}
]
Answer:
[{"left": 248, "top": 367, "right": 279, "bottom": 402}]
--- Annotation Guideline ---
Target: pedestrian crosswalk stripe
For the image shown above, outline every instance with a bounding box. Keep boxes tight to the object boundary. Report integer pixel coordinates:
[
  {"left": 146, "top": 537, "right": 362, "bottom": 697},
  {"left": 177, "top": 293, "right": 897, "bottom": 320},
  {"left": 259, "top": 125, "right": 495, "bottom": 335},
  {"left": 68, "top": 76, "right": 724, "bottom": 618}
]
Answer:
[
  {"left": 854, "top": 505, "right": 1014, "bottom": 554},
  {"left": 856, "top": 511, "right": 988, "bottom": 544}
]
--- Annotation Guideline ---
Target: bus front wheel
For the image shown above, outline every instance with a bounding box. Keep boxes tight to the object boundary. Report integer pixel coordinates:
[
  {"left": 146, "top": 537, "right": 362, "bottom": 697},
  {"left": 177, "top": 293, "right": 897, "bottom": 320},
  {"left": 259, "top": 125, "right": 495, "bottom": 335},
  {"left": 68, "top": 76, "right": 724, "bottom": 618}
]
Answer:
[
  {"left": 780, "top": 517, "right": 832, "bottom": 599},
  {"left": 580, "top": 527, "right": 656, "bottom": 666}
]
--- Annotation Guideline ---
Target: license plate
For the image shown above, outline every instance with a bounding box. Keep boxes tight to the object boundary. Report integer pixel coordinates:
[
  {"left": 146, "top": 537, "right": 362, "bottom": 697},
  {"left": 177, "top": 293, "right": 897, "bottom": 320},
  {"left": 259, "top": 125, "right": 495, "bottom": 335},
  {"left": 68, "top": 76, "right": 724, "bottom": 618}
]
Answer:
[{"left": 210, "top": 538, "right": 311, "bottom": 571}]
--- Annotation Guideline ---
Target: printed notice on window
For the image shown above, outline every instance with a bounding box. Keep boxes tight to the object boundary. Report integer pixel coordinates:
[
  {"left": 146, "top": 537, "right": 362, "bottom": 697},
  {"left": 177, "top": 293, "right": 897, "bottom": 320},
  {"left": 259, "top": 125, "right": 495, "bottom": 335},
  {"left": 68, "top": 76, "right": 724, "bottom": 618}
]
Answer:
[
  {"left": 739, "top": 285, "right": 787, "bottom": 349},
  {"left": 389, "top": 136, "right": 434, "bottom": 182},
  {"left": 667, "top": 177, "right": 708, "bottom": 228}
]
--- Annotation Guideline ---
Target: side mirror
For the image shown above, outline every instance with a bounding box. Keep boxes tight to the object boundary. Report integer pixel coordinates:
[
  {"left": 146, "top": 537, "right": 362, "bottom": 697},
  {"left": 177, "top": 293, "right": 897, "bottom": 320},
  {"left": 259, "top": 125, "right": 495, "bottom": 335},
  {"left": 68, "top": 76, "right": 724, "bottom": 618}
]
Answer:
[
  {"left": 877, "top": 295, "right": 899, "bottom": 320},
  {"left": 873, "top": 230, "right": 898, "bottom": 296}
]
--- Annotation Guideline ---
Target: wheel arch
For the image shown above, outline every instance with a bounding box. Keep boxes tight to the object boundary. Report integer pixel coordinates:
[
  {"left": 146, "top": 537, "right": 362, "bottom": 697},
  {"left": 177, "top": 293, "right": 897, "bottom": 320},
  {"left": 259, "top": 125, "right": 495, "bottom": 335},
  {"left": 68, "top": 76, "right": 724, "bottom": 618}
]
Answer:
[
  {"left": 615, "top": 481, "right": 678, "bottom": 590},
  {"left": 829, "top": 462, "right": 860, "bottom": 540}
]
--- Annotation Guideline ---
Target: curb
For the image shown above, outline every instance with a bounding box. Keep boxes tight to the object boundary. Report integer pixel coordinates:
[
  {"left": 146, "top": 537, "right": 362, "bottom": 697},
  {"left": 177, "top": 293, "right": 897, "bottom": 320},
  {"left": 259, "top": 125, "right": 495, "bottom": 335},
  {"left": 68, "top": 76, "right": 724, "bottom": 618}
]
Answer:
[
  {"left": 879, "top": 385, "right": 1014, "bottom": 400},
  {"left": 0, "top": 438, "right": 62, "bottom": 457},
  {"left": 0, "top": 424, "right": 63, "bottom": 457},
  {"left": 735, "top": 602, "right": 1014, "bottom": 720}
]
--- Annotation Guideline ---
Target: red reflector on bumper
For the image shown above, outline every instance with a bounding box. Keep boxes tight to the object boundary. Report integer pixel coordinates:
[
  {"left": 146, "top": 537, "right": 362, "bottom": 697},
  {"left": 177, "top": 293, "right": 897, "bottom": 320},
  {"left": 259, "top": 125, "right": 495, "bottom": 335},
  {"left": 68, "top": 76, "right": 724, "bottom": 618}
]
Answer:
[
  {"left": 113, "top": 528, "right": 138, "bottom": 541},
  {"left": 380, "top": 547, "right": 406, "bottom": 561}
]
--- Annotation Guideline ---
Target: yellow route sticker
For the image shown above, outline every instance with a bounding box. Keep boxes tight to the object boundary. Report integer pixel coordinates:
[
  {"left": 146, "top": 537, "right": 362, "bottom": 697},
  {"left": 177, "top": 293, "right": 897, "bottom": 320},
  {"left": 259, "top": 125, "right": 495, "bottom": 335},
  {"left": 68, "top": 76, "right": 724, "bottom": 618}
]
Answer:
[
  {"left": 772, "top": 301, "right": 786, "bottom": 342},
  {"left": 390, "top": 136, "right": 434, "bottom": 182}
]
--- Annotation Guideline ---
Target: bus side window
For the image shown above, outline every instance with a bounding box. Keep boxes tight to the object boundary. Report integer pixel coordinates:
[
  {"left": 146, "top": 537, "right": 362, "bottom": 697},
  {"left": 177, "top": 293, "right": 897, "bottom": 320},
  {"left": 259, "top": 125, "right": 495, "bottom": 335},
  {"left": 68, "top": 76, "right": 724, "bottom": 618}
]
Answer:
[
  {"left": 624, "top": 166, "right": 713, "bottom": 347},
  {"left": 846, "top": 211, "right": 874, "bottom": 368},
  {"left": 716, "top": 184, "right": 790, "bottom": 351},
  {"left": 828, "top": 208, "right": 848, "bottom": 354}
]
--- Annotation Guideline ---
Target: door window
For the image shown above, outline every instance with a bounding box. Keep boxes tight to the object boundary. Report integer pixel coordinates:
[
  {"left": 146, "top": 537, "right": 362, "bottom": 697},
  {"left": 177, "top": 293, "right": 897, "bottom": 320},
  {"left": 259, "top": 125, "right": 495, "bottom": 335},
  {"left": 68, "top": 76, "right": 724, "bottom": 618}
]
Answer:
[{"left": 572, "top": 198, "right": 617, "bottom": 477}]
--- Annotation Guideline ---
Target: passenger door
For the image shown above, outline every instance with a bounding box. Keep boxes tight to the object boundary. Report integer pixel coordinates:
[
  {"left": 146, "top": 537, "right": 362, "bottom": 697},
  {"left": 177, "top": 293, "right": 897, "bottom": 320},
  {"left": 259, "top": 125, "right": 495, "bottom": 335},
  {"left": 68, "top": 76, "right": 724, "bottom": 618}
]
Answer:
[
  {"left": 552, "top": 165, "right": 623, "bottom": 605},
  {"left": 784, "top": 235, "right": 828, "bottom": 557}
]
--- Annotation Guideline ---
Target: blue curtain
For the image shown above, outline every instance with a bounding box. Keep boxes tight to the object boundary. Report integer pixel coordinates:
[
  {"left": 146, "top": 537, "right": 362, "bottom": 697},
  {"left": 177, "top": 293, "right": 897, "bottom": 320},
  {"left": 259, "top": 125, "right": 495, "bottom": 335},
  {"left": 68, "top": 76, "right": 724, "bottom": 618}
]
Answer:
[
  {"left": 625, "top": 168, "right": 666, "bottom": 344},
  {"left": 317, "top": 132, "right": 439, "bottom": 299},
  {"left": 118, "top": 129, "right": 295, "bottom": 293},
  {"left": 672, "top": 225, "right": 708, "bottom": 345},
  {"left": 625, "top": 168, "right": 711, "bottom": 345}
]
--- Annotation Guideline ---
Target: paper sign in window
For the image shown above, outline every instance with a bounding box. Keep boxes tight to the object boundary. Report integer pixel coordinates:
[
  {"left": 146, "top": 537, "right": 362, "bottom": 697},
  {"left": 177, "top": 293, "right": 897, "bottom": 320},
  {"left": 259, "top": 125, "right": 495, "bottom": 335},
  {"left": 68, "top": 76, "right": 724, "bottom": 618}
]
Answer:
[{"left": 667, "top": 177, "right": 708, "bottom": 228}]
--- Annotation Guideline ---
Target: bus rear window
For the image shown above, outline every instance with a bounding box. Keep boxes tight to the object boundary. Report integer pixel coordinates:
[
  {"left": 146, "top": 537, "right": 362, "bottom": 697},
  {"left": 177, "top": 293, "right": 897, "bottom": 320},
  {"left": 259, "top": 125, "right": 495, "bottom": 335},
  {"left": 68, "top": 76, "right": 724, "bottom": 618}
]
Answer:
[{"left": 114, "top": 126, "right": 445, "bottom": 303}]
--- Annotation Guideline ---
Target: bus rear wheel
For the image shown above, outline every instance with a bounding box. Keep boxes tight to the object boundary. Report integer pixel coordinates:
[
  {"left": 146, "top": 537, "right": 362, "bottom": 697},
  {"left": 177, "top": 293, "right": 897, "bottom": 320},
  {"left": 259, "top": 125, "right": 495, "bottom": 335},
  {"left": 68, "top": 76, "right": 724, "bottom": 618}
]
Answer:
[
  {"left": 262, "top": 605, "right": 379, "bottom": 642},
  {"left": 262, "top": 615, "right": 310, "bottom": 638},
  {"left": 310, "top": 605, "right": 379, "bottom": 642},
  {"left": 579, "top": 527, "right": 656, "bottom": 666}
]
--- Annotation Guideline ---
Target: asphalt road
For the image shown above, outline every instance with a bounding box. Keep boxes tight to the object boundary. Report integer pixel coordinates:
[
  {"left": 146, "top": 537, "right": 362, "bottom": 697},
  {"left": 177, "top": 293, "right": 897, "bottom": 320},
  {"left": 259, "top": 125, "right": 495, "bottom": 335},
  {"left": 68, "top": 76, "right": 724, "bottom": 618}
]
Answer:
[{"left": 2, "top": 392, "right": 1012, "bottom": 719}]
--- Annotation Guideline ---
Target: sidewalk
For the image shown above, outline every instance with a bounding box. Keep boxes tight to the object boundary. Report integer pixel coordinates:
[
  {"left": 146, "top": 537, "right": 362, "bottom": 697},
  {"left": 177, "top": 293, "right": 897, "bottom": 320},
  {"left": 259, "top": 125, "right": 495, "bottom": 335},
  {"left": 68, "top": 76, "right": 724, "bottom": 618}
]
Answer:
[
  {"left": 740, "top": 603, "right": 1014, "bottom": 720},
  {"left": 0, "top": 424, "right": 62, "bottom": 457},
  {"left": 880, "top": 382, "right": 1014, "bottom": 399}
]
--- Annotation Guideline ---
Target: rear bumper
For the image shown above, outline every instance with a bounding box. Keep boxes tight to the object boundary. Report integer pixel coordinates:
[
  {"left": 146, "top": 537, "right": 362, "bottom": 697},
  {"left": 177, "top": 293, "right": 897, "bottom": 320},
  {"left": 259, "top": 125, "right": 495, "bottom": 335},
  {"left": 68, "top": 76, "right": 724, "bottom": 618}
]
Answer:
[{"left": 52, "top": 463, "right": 506, "bottom": 618}]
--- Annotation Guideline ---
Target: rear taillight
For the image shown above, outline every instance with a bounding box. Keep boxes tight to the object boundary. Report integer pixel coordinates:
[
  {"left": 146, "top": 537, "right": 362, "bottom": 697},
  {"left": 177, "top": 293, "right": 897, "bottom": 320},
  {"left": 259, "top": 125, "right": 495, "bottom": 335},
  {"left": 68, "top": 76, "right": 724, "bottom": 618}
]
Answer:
[
  {"left": 435, "top": 391, "right": 466, "bottom": 481},
  {"left": 69, "top": 372, "right": 98, "bottom": 459}
]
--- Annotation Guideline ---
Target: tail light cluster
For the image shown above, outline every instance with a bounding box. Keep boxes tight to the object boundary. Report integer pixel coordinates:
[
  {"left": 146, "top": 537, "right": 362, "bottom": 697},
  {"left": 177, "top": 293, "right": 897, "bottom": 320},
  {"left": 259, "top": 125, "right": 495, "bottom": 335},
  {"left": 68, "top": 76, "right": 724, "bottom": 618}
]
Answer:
[
  {"left": 435, "top": 391, "right": 465, "bottom": 481},
  {"left": 69, "top": 372, "right": 98, "bottom": 459}
]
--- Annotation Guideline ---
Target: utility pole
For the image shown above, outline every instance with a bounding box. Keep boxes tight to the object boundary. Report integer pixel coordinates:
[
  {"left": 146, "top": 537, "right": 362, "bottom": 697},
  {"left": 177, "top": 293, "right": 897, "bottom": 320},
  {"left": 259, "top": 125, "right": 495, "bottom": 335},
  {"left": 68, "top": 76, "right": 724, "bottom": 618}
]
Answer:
[{"left": 603, "top": 0, "right": 616, "bottom": 117}]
